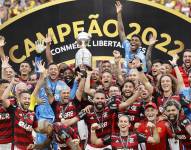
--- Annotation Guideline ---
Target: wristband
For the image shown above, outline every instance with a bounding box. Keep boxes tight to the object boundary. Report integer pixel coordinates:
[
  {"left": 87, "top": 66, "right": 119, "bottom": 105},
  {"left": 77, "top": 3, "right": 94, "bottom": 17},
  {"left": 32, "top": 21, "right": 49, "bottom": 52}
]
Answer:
[
  {"left": 91, "top": 130, "right": 96, "bottom": 133},
  {"left": 78, "top": 110, "right": 87, "bottom": 119},
  {"left": 172, "top": 64, "right": 178, "bottom": 68}
]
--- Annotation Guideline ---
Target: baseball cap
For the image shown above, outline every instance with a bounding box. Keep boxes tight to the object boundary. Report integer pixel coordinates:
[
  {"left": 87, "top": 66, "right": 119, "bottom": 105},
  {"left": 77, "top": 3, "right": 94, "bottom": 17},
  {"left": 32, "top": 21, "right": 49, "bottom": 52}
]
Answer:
[{"left": 145, "top": 102, "right": 157, "bottom": 110}]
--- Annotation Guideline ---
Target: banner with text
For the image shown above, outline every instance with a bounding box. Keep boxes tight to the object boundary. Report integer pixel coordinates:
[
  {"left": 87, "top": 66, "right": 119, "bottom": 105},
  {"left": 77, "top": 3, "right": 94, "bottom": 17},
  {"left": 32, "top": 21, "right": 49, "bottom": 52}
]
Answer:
[{"left": 1, "top": 0, "right": 191, "bottom": 70}]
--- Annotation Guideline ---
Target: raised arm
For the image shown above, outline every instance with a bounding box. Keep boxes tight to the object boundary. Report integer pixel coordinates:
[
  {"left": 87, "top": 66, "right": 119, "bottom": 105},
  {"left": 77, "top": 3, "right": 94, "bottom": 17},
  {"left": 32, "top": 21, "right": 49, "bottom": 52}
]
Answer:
[
  {"left": 169, "top": 54, "right": 185, "bottom": 92},
  {"left": 119, "top": 86, "right": 140, "bottom": 111},
  {"left": 1, "top": 77, "right": 19, "bottom": 108},
  {"left": 90, "top": 123, "right": 104, "bottom": 146},
  {"left": 116, "top": 1, "right": 126, "bottom": 42},
  {"left": 35, "top": 36, "right": 53, "bottom": 65},
  {"left": 61, "top": 106, "right": 89, "bottom": 127},
  {"left": 138, "top": 69, "right": 153, "bottom": 94},
  {"left": 29, "top": 61, "right": 50, "bottom": 110},
  {"left": 146, "top": 34, "right": 158, "bottom": 72},
  {"left": 0, "top": 35, "right": 6, "bottom": 58},
  {"left": 75, "top": 72, "right": 86, "bottom": 101},
  {"left": 45, "top": 34, "right": 53, "bottom": 64},
  {"left": 84, "top": 71, "right": 96, "bottom": 96},
  {"left": 0, "top": 36, "right": 9, "bottom": 79},
  {"left": 32, "top": 61, "right": 46, "bottom": 97},
  {"left": 70, "top": 75, "right": 79, "bottom": 99},
  {"left": 112, "top": 50, "right": 124, "bottom": 85},
  {"left": 1, "top": 56, "right": 12, "bottom": 80},
  {"left": 146, "top": 122, "right": 160, "bottom": 144}
]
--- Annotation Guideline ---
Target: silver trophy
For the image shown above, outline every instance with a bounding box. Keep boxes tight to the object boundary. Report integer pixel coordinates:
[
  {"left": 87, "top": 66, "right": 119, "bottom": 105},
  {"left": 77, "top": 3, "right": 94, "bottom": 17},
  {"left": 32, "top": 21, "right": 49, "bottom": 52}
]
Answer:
[{"left": 75, "top": 31, "right": 92, "bottom": 70}]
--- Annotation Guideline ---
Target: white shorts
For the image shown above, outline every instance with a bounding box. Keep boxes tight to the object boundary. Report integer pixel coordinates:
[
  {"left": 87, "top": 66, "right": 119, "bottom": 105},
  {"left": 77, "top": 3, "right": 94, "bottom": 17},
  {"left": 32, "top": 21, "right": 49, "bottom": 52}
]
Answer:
[
  {"left": 0, "top": 143, "right": 12, "bottom": 150},
  {"left": 168, "top": 138, "right": 180, "bottom": 150},
  {"left": 77, "top": 120, "right": 88, "bottom": 140},
  {"left": 14, "top": 146, "right": 24, "bottom": 150},
  {"left": 85, "top": 144, "right": 112, "bottom": 150}
]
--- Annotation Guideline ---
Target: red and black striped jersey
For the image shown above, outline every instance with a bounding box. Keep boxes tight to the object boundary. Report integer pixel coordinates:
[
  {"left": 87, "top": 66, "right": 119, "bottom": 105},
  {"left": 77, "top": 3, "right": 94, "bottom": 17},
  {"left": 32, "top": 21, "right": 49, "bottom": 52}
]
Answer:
[
  {"left": 51, "top": 98, "right": 79, "bottom": 133},
  {"left": 85, "top": 107, "right": 115, "bottom": 147},
  {"left": 173, "top": 116, "right": 191, "bottom": 149},
  {"left": 7, "top": 105, "right": 37, "bottom": 149},
  {"left": 103, "top": 132, "right": 147, "bottom": 150},
  {"left": 172, "top": 66, "right": 189, "bottom": 87},
  {"left": 50, "top": 122, "right": 79, "bottom": 150},
  {"left": 156, "top": 94, "right": 180, "bottom": 114},
  {"left": 0, "top": 97, "right": 16, "bottom": 144},
  {"left": 121, "top": 100, "right": 144, "bottom": 131},
  {"left": 0, "top": 105, "right": 12, "bottom": 144}
]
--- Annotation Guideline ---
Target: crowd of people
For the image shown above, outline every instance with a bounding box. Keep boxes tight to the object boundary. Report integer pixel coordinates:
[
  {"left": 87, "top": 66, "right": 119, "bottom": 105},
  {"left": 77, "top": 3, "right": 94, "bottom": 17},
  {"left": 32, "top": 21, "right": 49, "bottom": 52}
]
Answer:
[
  {"left": 151, "top": 0, "right": 191, "bottom": 17},
  {"left": 0, "top": 0, "right": 53, "bottom": 24},
  {"left": 0, "top": 0, "right": 191, "bottom": 24},
  {"left": 0, "top": 1, "right": 191, "bottom": 150}
]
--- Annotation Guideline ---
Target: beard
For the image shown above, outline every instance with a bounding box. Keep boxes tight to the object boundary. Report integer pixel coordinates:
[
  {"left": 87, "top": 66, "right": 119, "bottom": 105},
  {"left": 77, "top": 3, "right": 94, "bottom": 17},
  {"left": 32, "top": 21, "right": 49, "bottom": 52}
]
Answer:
[
  {"left": 64, "top": 78, "right": 74, "bottom": 88},
  {"left": 168, "top": 114, "right": 178, "bottom": 123},
  {"left": 20, "top": 103, "right": 29, "bottom": 110},
  {"left": 94, "top": 102, "right": 105, "bottom": 111},
  {"left": 123, "top": 93, "right": 133, "bottom": 99},
  {"left": 65, "top": 78, "right": 72, "bottom": 84},
  {"left": 184, "top": 62, "right": 191, "bottom": 69}
]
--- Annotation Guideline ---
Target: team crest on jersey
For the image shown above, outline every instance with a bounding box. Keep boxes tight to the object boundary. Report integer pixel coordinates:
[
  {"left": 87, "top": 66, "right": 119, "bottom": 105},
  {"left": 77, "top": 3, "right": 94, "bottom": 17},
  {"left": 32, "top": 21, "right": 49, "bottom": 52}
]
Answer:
[
  {"left": 157, "top": 127, "right": 162, "bottom": 133},
  {"left": 29, "top": 114, "right": 34, "bottom": 121},
  {"left": 103, "top": 112, "right": 108, "bottom": 118},
  {"left": 129, "top": 137, "right": 134, "bottom": 143},
  {"left": 130, "top": 105, "right": 137, "bottom": 111},
  {"left": 115, "top": 140, "right": 120, "bottom": 143},
  {"left": 159, "top": 106, "right": 164, "bottom": 113}
]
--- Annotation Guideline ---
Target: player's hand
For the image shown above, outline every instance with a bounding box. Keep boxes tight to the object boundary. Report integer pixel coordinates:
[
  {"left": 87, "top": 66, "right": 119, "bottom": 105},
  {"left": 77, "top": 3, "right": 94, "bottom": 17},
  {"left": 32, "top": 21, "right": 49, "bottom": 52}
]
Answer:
[
  {"left": 115, "top": 1, "right": 122, "bottom": 14},
  {"left": 72, "top": 139, "right": 80, "bottom": 145},
  {"left": 147, "top": 121, "right": 156, "bottom": 128},
  {"left": 27, "top": 144, "right": 35, "bottom": 150},
  {"left": 1, "top": 56, "right": 10, "bottom": 68},
  {"left": 113, "top": 50, "right": 122, "bottom": 64},
  {"left": 11, "top": 77, "right": 20, "bottom": 85},
  {"left": 169, "top": 54, "right": 179, "bottom": 66},
  {"left": 148, "top": 34, "right": 158, "bottom": 46},
  {"left": 83, "top": 105, "right": 93, "bottom": 114},
  {"left": 0, "top": 36, "right": 6, "bottom": 47},
  {"left": 44, "top": 34, "right": 52, "bottom": 45},
  {"left": 35, "top": 39, "right": 46, "bottom": 53},
  {"left": 91, "top": 123, "right": 100, "bottom": 131}
]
